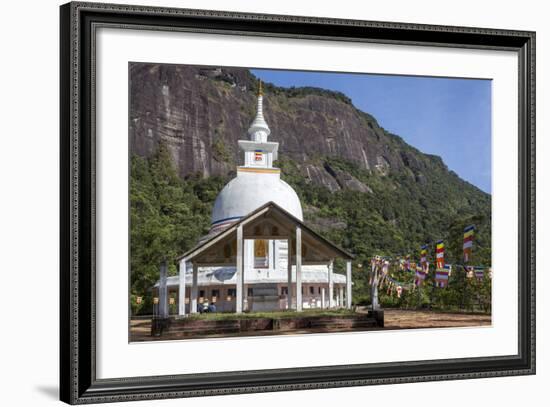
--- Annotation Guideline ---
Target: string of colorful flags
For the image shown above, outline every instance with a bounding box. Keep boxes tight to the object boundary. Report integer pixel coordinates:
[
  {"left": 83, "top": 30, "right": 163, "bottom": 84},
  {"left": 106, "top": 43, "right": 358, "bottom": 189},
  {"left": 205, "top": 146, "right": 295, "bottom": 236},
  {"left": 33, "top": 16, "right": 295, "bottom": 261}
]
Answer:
[
  {"left": 368, "top": 225, "right": 492, "bottom": 297},
  {"left": 463, "top": 225, "right": 474, "bottom": 262}
]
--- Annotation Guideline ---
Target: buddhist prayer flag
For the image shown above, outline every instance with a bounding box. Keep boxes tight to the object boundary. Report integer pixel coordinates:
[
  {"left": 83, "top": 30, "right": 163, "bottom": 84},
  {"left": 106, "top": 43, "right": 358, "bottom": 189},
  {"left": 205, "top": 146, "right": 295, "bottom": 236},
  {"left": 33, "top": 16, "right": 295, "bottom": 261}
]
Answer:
[
  {"left": 405, "top": 255, "right": 411, "bottom": 271},
  {"left": 379, "top": 260, "right": 390, "bottom": 286},
  {"left": 435, "top": 240, "right": 445, "bottom": 269},
  {"left": 420, "top": 245, "right": 428, "bottom": 270},
  {"left": 435, "top": 264, "right": 451, "bottom": 288},
  {"left": 415, "top": 266, "right": 427, "bottom": 287},
  {"left": 474, "top": 266, "right": 485, "bottom": 280},
  {"left": 463, "top": 225, "right": 475, "bottom": 262},
  {"left": 369, "top": 257, "right": 377, "bottom": 285},
  {"left": 382, "top": 260, "right": 389, "bottom": 275}
]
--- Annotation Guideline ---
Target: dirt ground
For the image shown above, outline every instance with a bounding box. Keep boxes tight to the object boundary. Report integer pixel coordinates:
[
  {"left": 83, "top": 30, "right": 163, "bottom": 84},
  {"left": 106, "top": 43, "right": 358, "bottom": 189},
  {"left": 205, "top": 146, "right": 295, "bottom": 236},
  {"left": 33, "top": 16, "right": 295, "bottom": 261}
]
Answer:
[
  {"left": 381, "top": 309, "right": 491, "bottom": 329},
  {"left": 130, "top": 309, "right": 491, "bottom": 341}
]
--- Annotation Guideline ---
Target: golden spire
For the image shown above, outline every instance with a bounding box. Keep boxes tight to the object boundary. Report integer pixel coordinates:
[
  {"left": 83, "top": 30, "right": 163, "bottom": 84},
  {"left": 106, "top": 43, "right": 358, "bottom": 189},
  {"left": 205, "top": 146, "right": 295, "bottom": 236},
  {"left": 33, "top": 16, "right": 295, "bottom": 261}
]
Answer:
[{"left": 258, "top": 79, "right": 263, "bottom": 96}]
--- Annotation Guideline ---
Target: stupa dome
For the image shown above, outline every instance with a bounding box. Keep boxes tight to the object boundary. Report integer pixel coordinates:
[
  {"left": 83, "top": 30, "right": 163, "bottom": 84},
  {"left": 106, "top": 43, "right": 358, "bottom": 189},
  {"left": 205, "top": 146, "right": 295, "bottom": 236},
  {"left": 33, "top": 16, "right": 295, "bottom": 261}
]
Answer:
[{"left": 210, "top": 172, "right": 303, "bottom": 230}]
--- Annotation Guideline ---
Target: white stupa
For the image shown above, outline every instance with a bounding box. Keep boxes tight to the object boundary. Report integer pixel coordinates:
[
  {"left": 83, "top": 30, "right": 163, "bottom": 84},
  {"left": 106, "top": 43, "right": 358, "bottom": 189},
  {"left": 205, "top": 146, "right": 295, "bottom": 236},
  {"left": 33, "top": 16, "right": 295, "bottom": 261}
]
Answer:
[
  {"left": 157, "top": 82, "right": 348, "bottom": 313},
  {"left": 209, "top": 82, "right": 303, "bottom": 234}
]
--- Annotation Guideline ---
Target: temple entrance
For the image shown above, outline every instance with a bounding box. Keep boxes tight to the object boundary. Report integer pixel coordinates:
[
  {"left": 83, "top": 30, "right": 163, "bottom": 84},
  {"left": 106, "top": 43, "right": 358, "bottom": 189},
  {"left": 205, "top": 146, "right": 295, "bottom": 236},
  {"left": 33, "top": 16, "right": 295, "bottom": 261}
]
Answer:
[{"left": 244, "top": 238, "right": 287, "bottom": 312}]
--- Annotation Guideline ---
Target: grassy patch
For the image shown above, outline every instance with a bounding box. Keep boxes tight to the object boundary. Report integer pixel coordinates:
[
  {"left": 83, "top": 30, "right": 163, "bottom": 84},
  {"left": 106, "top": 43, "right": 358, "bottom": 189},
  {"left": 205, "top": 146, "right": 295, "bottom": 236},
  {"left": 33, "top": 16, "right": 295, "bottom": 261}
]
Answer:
[{"left": 184, "top": 308, "right": 358, "bottom": 321}]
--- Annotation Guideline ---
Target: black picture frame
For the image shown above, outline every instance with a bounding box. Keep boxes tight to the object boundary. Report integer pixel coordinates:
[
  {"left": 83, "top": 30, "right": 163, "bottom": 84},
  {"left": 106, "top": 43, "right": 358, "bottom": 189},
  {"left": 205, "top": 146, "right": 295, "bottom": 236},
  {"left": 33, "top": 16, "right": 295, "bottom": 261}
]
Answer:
[{"left": 60, "top": 1, "right": 536, "bottom": 404}]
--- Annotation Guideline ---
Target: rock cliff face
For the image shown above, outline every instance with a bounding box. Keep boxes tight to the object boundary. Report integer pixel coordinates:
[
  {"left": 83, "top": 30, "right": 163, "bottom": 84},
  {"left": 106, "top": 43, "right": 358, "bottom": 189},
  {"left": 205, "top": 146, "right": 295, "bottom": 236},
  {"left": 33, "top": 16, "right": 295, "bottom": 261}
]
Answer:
[{"left": 130, "top": 63, "right": 452, "bottom": 193}]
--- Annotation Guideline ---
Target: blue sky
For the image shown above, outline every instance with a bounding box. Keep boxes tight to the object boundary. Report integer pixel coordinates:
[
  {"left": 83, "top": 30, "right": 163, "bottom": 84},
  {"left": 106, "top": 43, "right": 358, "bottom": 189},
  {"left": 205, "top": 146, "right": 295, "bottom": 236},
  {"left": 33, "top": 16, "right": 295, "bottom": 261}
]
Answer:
[{"left": 251, "top": 69, "right": 492, "bottom": 194}]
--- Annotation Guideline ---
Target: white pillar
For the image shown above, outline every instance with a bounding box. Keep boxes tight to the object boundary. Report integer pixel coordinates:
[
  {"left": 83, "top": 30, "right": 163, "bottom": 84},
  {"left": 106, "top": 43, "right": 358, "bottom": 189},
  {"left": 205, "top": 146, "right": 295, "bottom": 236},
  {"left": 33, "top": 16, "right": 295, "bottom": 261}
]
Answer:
[
  {"left": 268, "top": 240, "right": 274, "bottom": 270},
  {"left": 346, "top": 260, "right": 353, "bottom": 309},
  {"left": 190, "top": 263, "right": 198, "bottom": 314},
  {"left": 338, "top": 287, "right": 344, "bottom": 308},
  {"left": 236, "top": 224, "right": 244, "bottom": 313},
  {"left": 328, "top": 261, "right": 334, "bottom": 309},
  {"left": 274, "top": 240, "right": 279, "bottom": 271},
  {"left": 296, "top": 226, "right": 302, "bottom": 312},
  {"left": 287, "top": 239, "right": 292, "bottom": 310},
  {"left": 321, "top": 287, "right": 326, "bottom": 309},
  {"left": 178, "top": 258, "right": 186, "bottom": 316}
]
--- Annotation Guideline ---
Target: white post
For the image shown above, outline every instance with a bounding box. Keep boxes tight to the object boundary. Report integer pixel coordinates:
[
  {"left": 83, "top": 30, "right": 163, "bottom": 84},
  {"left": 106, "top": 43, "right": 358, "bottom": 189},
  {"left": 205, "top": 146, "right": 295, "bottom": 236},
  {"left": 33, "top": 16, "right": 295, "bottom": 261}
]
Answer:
[
  {"left": 338, "top": 287, "right": 344, "bottom": 308},
  {"left": 190, "top": 263, "right": 198, "bottom": 314},
  {"left": 236, "top": 224, "right": 244, "bottom": 313},
  {"left": 178, "top": 258, "right": 186, "bottom": 316},
  {"left": 321, "top": 287, "right": 326, "bottom": 309},
  {"left": 296, "top": 226, "right": 302, "bottom": 312},
  {"left": 328, "top": 260, "right": 334, "bottom": 309},
  {"left": 268, "top": 239, "right": 274, "bottom": 270},
  {"left": 346, "top": 260, "right": 353, "bottom": 309},
  {"left": 287, "top": 239, "right": 293, "bottom": 310}
]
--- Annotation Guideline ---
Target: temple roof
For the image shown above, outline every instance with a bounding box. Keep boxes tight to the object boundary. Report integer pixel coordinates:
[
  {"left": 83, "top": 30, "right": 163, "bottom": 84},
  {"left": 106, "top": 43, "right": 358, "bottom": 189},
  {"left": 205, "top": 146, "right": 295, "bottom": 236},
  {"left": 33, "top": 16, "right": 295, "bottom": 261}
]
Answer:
[{"left": 177, "top": 201, "right": 354, "bottom": 266}]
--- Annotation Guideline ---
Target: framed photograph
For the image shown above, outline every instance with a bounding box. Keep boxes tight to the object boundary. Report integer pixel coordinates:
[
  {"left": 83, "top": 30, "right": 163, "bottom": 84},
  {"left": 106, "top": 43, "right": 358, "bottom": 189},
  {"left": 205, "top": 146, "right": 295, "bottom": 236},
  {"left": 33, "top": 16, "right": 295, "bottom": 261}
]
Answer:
[{"left": 60, "top": 1, "right": 535, "bottom": 404}]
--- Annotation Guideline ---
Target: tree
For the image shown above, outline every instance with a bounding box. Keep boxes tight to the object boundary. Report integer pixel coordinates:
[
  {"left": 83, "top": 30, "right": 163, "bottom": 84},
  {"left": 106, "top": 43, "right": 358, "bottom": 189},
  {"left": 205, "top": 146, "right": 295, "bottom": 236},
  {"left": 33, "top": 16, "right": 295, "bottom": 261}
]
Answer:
[{"left": 129, "top": 143, "right": 220, "bottom": 314}]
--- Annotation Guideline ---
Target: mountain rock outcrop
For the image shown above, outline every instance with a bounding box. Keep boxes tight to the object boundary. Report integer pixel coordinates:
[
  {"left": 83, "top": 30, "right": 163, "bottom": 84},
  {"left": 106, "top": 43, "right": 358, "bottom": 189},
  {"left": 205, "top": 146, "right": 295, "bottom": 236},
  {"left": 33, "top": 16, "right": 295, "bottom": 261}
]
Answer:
[{"left": 130, "top": 63, "right": 450, "bottom": 190}]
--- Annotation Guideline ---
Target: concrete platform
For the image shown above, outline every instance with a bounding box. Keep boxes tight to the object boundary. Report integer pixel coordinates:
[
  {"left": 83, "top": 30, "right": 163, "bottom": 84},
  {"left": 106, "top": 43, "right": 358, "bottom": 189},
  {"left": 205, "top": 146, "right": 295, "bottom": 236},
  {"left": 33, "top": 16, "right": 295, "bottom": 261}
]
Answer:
[{"left": 136, "top": 312, "right": 380, "bottom": 341}]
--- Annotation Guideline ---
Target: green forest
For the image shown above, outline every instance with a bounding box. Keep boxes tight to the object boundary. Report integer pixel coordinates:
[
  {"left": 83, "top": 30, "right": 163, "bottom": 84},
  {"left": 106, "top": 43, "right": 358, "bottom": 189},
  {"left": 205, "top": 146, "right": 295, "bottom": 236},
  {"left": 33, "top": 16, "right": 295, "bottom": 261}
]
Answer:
[{"left": 130, "top": 141, "right": 491, "bottom": 315}]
